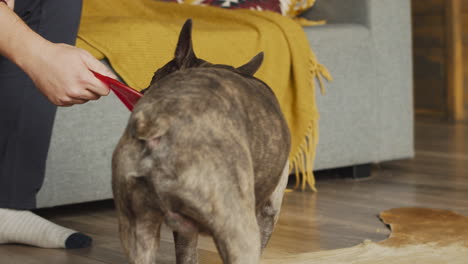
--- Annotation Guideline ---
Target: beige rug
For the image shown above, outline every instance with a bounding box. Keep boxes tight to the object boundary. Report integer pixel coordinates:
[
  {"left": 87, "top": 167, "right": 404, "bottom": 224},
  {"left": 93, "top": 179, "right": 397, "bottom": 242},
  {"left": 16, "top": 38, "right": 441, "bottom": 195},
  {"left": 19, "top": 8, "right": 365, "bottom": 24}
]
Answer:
[{"left": 265, "top": 208, "right": 468, "bottom": 264}]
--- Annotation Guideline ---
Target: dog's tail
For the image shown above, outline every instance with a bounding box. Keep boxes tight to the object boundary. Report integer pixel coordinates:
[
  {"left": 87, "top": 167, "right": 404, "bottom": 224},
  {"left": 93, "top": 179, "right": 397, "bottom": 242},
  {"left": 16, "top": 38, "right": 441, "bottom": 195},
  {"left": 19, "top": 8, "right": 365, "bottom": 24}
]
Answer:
[{"left": 128, "top": 110, "right": 170, "bottom": 150}]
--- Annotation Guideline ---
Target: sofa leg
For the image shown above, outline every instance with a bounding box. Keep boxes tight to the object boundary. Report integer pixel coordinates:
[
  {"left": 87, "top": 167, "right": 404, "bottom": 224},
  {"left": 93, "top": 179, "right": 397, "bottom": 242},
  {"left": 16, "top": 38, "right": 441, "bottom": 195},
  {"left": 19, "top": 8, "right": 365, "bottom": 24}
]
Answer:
[
  {"left": 347, "top": 164, "right": 372, "bottom": 179},
  {"left": 314, "top": 163, "right": 373, "bottom": 180},
  {"left": 288, "top": 164, "right": 373, "bottom": 187}
]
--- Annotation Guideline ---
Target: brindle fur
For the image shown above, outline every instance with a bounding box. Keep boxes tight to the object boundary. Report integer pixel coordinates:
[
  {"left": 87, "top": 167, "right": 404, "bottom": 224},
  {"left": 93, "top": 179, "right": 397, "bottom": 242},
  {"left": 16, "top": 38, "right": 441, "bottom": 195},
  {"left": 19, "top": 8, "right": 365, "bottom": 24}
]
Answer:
[{"left": 112, "top": 20, "right": 291, "bottom": 264}]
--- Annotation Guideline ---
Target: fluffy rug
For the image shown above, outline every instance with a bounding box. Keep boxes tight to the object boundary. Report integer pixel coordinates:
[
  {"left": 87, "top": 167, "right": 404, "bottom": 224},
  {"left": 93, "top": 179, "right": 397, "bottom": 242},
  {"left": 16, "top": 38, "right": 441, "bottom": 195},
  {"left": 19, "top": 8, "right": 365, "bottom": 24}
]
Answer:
[{"left": 266, "top": 208, "right": 468, "bottom": 264}]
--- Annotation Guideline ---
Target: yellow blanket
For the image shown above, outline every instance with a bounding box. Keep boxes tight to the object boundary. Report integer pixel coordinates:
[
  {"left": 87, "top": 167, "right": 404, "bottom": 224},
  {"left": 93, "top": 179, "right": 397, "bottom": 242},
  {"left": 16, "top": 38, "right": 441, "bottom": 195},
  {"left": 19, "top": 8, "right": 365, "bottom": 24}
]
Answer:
[{"left": 77, "top": 0, "right": 331, "bottom": 191}]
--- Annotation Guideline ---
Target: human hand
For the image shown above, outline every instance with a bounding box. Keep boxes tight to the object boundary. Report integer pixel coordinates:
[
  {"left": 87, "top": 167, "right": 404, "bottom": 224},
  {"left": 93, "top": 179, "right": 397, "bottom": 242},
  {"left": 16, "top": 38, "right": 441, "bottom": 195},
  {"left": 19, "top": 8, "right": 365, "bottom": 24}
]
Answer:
[
  {"left": 1, "top": 4, "right": 117, "bottom": 106},
  {"left": 23, "top": 42, "right": 118, "bottom": 106}
]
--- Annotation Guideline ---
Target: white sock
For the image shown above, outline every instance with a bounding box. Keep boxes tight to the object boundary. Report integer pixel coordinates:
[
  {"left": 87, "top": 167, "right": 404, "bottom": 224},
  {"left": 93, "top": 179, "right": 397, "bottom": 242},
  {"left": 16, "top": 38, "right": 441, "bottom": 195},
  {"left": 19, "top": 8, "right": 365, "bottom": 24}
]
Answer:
[{"left": 0, "top": 208, "right": 92, "bottom": 248}]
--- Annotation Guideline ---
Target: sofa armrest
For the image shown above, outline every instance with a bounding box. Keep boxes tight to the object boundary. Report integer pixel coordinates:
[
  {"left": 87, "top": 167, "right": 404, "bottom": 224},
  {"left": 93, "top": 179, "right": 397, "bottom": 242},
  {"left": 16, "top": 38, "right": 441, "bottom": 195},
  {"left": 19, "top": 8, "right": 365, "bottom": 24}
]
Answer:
[
  {"left": 367, "top": 0, "right": 414, "bottom": 161},
  {"left": 305, "top": 0, "right": 414, "bottom": 165}
]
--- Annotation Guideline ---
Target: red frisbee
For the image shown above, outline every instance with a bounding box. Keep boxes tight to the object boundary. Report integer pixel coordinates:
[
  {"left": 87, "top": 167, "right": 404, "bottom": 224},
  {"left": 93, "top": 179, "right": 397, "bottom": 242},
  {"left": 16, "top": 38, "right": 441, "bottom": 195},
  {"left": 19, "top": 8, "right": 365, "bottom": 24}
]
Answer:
[{"left": 92, "top": 71, "right": 143, "bottom": 111}]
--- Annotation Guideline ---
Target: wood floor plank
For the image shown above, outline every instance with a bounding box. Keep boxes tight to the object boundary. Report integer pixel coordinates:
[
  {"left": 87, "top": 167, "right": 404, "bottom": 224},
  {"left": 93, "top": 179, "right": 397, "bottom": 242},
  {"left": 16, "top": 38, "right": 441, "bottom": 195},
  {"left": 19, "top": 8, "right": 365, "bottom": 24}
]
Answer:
[{"left": 0, "top": 246, "right": 110, "bottom": 264}]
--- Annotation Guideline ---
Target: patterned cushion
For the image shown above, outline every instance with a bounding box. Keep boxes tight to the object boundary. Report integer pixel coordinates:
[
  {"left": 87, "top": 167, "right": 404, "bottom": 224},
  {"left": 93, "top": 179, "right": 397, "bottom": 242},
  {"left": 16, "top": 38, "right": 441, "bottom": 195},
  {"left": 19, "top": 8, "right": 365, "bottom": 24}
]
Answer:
[
  {"left": 282, "top": 0, "right": 316, "bottom": 17},
  {"left": 158, "top": 0, "right": 316, "bottom": 17}
]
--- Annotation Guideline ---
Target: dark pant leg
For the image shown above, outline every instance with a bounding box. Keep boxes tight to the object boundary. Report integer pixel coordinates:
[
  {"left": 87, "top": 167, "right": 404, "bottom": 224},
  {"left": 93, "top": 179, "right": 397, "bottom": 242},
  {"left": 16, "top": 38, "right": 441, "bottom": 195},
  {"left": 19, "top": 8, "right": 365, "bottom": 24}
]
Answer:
[{"left": 0, "top": 0, "right": 82, "bottom": 209}]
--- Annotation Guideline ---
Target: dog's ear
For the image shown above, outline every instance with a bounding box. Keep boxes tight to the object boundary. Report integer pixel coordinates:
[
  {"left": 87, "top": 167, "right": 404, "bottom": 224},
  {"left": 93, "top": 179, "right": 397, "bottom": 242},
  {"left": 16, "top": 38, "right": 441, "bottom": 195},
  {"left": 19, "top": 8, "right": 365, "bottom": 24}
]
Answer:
[
  {"left": 174, "top": 19, "right": 197, "bottom": 68},
  {"left": 237, "top": 52, "right": 264, "bottom": 76},
  {"left": 144, "top": 19, "right": 199, "bottom": 91}
]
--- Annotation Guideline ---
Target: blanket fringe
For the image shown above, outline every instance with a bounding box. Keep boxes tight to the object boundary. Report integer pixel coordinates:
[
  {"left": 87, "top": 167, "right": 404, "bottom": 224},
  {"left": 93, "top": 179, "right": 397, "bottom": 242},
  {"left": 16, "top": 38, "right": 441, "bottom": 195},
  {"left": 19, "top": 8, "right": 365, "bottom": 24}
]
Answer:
[
  {"left": 293, "top": 17, "right": 326, "bottom": 27},
  {"left": 288, "top": 51, "right": 332, "bottom": 192}
]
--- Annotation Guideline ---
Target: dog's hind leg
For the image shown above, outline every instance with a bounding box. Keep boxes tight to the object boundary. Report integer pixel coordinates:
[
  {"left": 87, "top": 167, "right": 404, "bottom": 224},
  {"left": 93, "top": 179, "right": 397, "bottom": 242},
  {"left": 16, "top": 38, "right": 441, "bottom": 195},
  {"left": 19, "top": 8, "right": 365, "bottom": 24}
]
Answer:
[
  {"left": 173, "top": 231, "right": 199, "bottom": 264},
  {"left": 211, "top": 203, "right": 261, "bottom": 264},
  {"left": 118, "top": 211, "right": 164, "bottom": 264},
  {"left": 256, "top": 161, "right": 289, "bottom": 251}
]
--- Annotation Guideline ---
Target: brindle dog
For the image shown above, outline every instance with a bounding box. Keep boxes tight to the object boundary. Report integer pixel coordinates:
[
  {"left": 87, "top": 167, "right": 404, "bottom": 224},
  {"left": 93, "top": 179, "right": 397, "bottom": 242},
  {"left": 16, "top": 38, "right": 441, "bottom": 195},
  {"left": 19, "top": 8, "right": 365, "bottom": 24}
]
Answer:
[{"left": 112, "top": 19, "right": 291, "bottom": 264}]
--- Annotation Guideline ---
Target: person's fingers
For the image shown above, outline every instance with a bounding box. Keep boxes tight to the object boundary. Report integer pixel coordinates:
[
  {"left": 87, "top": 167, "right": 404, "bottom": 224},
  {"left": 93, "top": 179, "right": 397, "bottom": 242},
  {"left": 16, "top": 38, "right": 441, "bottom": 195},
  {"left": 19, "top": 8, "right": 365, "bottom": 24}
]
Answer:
[
  {"left": 69, "top": 98, "right": 89, "bottom": 105},
  {"left": 62, "top": 85, "right": 98, "bottom": 101},
  {"left": 75, "top": 67, "right": 110, "bottom": 97},
  {"left": 78, "top": 89, "right": 101, "bottom": 101},
  {"left": 55, "top": 96, "right": 88, "bottom": 107},
  {"left": 86, "top": 74, "right": 110, "bottom": 96},
  {"left": 80, "top": 49, "right": 118, "bottom": 79},
  {"left": 81, "top": 60, "right": 112, "bottom": 95}
]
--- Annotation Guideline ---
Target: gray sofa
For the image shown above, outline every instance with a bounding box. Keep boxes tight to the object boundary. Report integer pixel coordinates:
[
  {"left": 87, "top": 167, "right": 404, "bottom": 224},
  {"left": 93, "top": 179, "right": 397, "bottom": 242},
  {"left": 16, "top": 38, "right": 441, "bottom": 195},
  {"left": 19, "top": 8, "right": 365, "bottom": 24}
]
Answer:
[{"left": 37, "top": 0, "right": 414, "bottom": 208}]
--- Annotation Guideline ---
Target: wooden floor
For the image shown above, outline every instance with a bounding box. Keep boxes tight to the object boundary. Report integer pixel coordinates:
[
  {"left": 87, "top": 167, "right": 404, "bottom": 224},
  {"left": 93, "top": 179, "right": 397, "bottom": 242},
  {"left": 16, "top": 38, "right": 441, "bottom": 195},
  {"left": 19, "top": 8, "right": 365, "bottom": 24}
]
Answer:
[{"left": 1, "top": 119, "right": 468, "bottom": 263}]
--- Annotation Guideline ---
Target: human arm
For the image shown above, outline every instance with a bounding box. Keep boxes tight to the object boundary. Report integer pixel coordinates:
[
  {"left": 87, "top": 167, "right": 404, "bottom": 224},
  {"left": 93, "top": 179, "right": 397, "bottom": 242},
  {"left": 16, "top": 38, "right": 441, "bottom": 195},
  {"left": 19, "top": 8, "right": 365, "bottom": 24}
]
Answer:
[{"left": 0, "top": 1, "right": 117, "bottom": 106}]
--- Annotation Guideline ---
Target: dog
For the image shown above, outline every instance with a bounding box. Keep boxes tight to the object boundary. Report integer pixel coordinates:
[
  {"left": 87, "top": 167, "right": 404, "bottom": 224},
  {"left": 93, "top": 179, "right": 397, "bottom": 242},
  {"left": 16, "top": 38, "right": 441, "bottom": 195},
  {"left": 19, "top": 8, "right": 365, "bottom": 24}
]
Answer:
[{"left": 112, "top": 19, "right": 291, "bottom": 264}]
